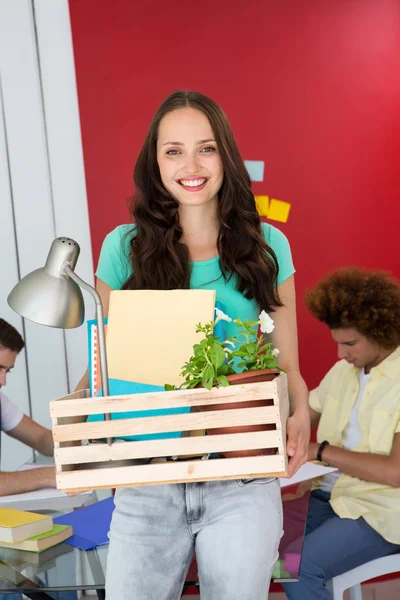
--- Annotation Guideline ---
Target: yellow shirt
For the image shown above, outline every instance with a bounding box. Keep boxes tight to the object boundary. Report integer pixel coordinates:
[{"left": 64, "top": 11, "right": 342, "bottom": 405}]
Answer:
[{"left": 310, "top": 346, "right": 400, "bottom": 544}]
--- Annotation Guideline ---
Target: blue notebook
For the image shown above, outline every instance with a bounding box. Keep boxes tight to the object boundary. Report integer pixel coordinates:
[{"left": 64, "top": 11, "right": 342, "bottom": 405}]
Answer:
[{"left": 54, "top": 497, "right": 114, "bottom": 550}]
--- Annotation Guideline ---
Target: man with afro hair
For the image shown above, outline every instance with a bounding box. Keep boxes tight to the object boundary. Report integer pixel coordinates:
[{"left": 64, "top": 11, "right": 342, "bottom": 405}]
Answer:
[{"left": 284, "top": 267, "right": 400, "bottom": 600}]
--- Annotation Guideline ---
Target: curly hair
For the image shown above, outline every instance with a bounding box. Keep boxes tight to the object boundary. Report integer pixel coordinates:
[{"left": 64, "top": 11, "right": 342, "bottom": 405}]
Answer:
[
  {"left": 122, "top": 90, "right": 282, "bottom": 313},
  {"left": 305, "top": 267, "right": 400, "bottom": 349}
]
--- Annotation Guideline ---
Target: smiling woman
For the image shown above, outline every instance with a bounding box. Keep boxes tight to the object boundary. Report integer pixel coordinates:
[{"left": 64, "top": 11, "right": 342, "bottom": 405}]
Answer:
[
  {"left": 79, "top": 89, "right": 310, "bottom": 600},
  {"left": 122, "top": 90, "right": 284, "bottom": 314},
  {"left": 157, "top": 108, "right": 224, "bottom": 204}
]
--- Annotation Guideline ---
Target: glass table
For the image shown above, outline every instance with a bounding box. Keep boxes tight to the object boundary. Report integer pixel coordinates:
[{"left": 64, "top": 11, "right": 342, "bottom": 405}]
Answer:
[{"left": 0, "top": 460, "right": 311, "bottom": 598}]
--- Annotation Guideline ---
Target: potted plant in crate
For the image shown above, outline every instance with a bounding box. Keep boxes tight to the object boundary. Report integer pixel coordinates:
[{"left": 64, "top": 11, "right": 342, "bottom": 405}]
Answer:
[{"left": 167, "top": 308, "right": 282, "bottom": 457}]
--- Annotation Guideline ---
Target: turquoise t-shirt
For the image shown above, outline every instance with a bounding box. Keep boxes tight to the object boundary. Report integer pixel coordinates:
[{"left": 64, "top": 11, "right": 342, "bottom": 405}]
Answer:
[
  {"left": 93, "top": 222, "right": 294, "bottom": 440},
  {"left": 95, "top": 222, "right": 295, "bottom": 333}
]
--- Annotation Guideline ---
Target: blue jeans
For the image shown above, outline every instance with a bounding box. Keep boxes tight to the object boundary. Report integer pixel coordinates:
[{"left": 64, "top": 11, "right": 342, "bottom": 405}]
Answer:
[
  {"left": 283, "top": 489, "right": 400, "bottom": 600},
  {"left": 106, "top": 478, "right": 283, "bottom": 599}
]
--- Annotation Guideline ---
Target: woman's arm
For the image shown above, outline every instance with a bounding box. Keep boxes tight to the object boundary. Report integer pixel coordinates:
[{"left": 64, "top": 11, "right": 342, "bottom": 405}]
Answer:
[
  {"left": 309, "top": 433, "right": 400, "bottom": 487},
  {"left": 270, "top": 275, "right": 310, "bottom": 477}
]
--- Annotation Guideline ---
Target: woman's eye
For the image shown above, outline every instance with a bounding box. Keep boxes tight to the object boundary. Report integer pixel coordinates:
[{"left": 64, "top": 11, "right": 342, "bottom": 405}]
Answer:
[
  {"left": 201, "top": 146, "right": 216, "bottom": 153},
  {"left": 166, "top": 149, "right": 180, "bottom": 155}
]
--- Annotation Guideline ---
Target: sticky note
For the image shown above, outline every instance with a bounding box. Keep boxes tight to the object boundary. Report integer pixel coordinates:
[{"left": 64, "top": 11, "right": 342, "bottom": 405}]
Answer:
[
  {"left": 244, "top": 160, "right": 264, "bottom": 182},
  {"left": 267, "top": 198, "right": 291, "bottom": 223},
  {"left": 254, "top": 195, "right": 269, "bottom": 217}
]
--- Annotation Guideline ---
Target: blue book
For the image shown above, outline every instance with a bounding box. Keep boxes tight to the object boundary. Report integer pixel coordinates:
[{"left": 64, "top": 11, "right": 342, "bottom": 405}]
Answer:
[{"left": 54, "top": 497, "right": 114, "bottom": 551}]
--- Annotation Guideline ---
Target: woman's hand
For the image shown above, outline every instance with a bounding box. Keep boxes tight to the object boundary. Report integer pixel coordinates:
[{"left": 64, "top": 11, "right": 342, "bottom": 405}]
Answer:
[
  {"left": 308, "top": 442, "right": 319, "bottom": 462},
  {"left": 286, "top": 408, "right": 310, "bottom": 477}
]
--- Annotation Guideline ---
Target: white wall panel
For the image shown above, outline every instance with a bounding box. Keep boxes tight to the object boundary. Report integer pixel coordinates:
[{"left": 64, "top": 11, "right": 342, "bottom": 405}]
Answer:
[
  {"left": 0, "top": 74, "right": 32, "bottom": 470},
  {"left": 0, "top": 0, "right": 69, "bottom": 429},
  {"left": 34, "top": 0, "right": 94, "bottom": 390},
  {"left": 0, "top": 0, "right": 93, "bottom": 446}
]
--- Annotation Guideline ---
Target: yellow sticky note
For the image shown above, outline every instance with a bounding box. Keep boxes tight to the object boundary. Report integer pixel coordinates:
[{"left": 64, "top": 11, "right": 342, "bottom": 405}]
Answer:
[
  {"left": 267, "top": 198, "right": 291, "bottom": 223},
  {"left": 255, "top": 195, "right": 269, "bottom": 217}
]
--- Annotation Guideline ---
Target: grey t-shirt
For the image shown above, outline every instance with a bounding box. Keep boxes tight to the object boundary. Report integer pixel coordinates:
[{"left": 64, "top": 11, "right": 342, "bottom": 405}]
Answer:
[{"left": 0, "top": 391, "right": 23, "bottom": 432}]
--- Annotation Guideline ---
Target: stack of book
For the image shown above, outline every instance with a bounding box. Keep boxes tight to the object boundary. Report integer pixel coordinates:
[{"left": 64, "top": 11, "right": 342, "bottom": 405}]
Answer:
[{"left": 0, "top": 508, "right": 72, "bottom": 553}]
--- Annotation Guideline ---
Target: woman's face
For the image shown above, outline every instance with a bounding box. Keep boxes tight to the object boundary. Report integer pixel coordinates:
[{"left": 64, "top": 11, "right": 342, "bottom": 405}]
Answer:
[{"left": 156, "top": 107, "right": 224, "bottom": 208}]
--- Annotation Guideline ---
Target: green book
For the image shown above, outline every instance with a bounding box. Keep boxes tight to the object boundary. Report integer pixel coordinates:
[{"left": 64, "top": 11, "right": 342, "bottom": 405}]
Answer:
[{"left": 0, "top": 524, "right": 73, "bottom": 552}]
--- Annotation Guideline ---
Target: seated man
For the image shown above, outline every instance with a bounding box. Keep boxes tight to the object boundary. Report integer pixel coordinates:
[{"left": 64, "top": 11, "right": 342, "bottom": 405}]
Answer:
[
  {"left": 0, "top": 318, "right": 55, "bottom": 495},
  {"left": 283, "top": 268, "right": 400, "bottom": 600},
  {"left": 0, "top": 320, "right": 75, "bottom": 600}
]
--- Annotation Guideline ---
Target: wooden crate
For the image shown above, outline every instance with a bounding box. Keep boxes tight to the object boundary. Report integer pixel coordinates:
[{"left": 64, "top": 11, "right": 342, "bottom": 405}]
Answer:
[{"left": 50, "top": 374, "right": 289, "bottom": 492}]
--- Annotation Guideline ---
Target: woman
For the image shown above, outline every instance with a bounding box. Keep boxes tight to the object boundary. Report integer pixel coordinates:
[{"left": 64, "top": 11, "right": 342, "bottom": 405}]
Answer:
[{"left": 81, "top": 90, "right": 309, "bottom": 599}]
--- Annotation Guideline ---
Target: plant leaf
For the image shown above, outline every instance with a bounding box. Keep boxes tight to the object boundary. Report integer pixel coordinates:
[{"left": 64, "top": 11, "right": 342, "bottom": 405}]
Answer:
[
  {"left": 201, "top": 364, "right": 215, "bottom": 390},
  {"left": 211, "top": 342, "right": 226, "bottom": 369},
  {"left": 164, "top": 383, "right": 176, "bottom": 391},
  {"left": 216, "top": 375, "right": 229, "bottom": 387}
]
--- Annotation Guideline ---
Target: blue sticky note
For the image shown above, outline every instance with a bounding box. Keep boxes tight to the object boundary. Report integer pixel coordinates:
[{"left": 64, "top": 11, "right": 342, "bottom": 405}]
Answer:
[{"left": 244, "top": 160, "right": 265, "bottom": 182}]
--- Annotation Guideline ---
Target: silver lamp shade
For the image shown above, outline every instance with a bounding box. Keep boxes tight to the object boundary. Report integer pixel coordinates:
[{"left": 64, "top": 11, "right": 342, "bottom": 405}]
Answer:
[
  {"left": 8, "top": 236, "right": 112, "bottom": 442},
  {"left": 7, "top": 237, "right": 84, "bottom": 329}
]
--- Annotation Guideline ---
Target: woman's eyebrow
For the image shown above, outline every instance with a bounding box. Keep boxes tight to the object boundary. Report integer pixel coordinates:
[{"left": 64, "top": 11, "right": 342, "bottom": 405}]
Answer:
[{"left": 162, "top": 138, "right": 216, "bottom": 146}]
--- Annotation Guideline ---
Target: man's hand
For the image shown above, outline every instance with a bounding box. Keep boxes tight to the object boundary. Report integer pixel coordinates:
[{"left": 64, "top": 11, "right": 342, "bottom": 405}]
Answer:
[
  {"left": 0, "top": 466, "right": 56, "bottom": 497},
  {"left": 286, "top": 409, "right": 311, "bottom": 478}
]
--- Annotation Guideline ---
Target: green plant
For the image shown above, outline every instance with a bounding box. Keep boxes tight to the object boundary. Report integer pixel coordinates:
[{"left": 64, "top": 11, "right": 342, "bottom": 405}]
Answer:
[
  {"left": 166, "top": 311, "right": 236, "bottom": 391},
  {"left": 232, "top": 310, "right": 279, "bottom": 372},
  {"left": 165, "top": 309, "right": 280, "bottom": 391}
]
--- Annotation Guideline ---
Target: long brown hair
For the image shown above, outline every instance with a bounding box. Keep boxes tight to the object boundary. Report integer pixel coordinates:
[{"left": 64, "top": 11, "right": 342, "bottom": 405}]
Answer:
[{"left": 123, "top": 90, "right": 282, "bottom": 312}]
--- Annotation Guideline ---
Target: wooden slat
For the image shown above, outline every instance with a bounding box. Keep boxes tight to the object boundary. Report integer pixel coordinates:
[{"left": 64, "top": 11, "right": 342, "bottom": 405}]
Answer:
[
  {"left": 276, "top": 376, "right": 290, "bottom": 456},
  {"left": 54, "top": 430, "right": 283, "bottom": 465},
  {"left": 276, "top": 375, "right": 288, "bottom": 407},
  {"left": 57, "top": 388, "right": 90, "bottom": 401},
  {"left": 52, "top": 418, "right": 61, "bottom": 474},
  {"left": 49, "top": 380, "right": 279, "bottom": 418},
  {"left": 56, "top": 455, "right": 287, "bottom": 490},
  {"left": 52, "top": 406, "right": 280, "bottom": 442}
]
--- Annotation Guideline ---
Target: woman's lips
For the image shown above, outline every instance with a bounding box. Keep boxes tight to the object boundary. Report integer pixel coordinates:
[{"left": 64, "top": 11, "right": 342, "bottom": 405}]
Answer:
[{"left": 178, "top": 177, "right": 208, "bottom": 191}]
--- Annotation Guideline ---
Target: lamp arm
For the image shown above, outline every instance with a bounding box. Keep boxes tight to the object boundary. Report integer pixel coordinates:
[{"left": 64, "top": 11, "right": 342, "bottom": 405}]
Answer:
[{"left": 64, "top": 264, "right": 112, "bottom": 445}]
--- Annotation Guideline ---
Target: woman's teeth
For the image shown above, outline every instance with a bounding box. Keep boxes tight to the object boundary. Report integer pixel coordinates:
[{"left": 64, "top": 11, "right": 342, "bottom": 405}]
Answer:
[{"left": 179, "top": 178, "right": 206, "bottom": 187}]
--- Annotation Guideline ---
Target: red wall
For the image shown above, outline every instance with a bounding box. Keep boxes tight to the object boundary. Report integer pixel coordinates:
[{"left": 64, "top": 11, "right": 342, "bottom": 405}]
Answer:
[{"left": 69, "top": 0, "right": 400, "bottom": 391}]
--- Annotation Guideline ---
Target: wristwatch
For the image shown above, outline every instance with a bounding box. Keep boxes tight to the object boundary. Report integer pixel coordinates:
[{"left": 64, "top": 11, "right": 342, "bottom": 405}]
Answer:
[{"left": 317, "top": 440, "right": 330, "bottom": 462}]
